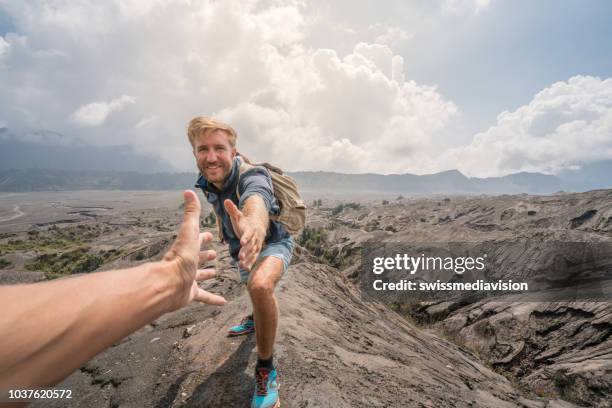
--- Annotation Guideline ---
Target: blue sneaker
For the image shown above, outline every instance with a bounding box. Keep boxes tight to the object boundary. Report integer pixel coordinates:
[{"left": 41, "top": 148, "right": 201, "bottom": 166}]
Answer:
[
  {"left": 227, "top": 314, "right": 255, "bottom": 337},
  {"left": 251, "top": 366, "right": 280, "bottom": 408}
]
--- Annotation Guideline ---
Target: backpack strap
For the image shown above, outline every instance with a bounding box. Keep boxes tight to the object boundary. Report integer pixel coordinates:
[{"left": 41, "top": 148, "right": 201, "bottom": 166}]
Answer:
[{"left": 235, "top": 159, "right": 280, "bottom": 222}]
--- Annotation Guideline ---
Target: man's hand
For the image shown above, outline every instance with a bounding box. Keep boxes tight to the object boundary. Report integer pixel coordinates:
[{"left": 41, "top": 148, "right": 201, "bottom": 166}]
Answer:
[
  {"left": 224, "top": 199, "right": 267, "bottom": 271},
  {"left": 163, "top": 190, "right": 226, "bottom": 309}
]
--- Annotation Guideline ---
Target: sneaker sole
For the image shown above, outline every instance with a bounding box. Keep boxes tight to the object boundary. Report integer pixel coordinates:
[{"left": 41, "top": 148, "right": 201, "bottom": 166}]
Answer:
[
  {"left": 227, "top": 328, "right": 255, "bottom": 337},
  {"left": 251, "top": 400, "right": 280, "bottom": 408},
  {"left": 273, "top": 384, "right": 281, "bottom": 408}
]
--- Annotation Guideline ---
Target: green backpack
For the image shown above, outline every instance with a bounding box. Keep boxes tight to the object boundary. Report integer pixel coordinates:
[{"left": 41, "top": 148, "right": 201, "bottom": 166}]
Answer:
[{"left": 236, "top": 158, "right": 307, "bottom": 235}]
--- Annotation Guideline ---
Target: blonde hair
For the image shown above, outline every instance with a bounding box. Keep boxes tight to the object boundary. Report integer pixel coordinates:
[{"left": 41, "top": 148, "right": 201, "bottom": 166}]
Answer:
[{"left": 187, "top": 116, "right": 237, "bottom": 148}]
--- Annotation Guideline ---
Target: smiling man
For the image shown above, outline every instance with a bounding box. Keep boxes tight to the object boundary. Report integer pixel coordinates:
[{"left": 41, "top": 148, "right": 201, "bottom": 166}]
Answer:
[{"left": 188, "top": 117, "right": 293, "bottom": 408}]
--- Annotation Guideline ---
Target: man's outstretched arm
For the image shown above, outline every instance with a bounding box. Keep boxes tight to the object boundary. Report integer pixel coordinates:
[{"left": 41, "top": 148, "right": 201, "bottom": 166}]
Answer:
[{"left": 0, "top": 190, "right": 226, "bottom": 389}]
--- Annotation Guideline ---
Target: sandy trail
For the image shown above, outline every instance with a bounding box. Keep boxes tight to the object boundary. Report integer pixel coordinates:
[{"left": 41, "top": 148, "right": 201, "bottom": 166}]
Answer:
[{"left": 0, "top": 205, "right": 25, "bottom": 223}]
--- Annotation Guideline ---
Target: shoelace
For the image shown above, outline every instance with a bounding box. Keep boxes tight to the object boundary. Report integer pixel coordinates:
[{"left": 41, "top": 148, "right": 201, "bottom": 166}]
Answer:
[{"left": 255, "top": 368, "right": 270, "bottom": 396}]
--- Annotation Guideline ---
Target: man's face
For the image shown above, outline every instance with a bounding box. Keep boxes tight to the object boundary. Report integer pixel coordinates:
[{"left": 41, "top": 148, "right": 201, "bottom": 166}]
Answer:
[{"left": 193, "top": 129, "right": 237, "bottom": 186}]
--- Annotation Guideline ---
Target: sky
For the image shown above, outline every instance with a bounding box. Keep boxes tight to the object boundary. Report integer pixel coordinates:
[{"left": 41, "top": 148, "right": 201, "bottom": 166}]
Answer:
[{"left": 0, "top": 0, "right": 611, "bottom": 176}]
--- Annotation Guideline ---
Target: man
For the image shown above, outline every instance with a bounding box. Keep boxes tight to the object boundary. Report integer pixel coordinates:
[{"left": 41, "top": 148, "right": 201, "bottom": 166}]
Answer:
[
  {"left": 0, "top": 190, "right": 225, "bottom": 393},
  {"left": 189, "top": 116, "right": 293, "bottom": 408}
]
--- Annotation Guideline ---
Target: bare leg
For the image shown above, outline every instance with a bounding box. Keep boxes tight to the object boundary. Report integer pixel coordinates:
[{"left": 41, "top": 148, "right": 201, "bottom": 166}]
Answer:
[{"left": 246, "top": 257, "right": 284, "bottom": 359}]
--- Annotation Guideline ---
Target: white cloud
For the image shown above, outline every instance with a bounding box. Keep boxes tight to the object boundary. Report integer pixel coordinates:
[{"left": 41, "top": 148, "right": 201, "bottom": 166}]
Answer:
[
  {"left": 135, "top": 115, "right": 158, "bottom": 129},
  {"left": 255, "top": 3, "right": 305, "bottom": 45},
  {"left": 214, "top": 41, "right": 457, "bottom": 173},
  {"left": 9, "top": 1, "right": 607, "bottom": 179},
  {"left": 70, "top": 95, "right": 135, "bottom": 127},
  {"left": 443, "top": 0, "right": 492, "bottom": 15},
  {"left": 448, "top": 76, "right": 612, "bottom": 177},
  {"left": 369, "top": 23, "right": 412, "bottom": 49},
  {"left": 0, "top": 36, "right": 9, "bottom": 58},
  {"left": 0, "top": 0, "right": 458, "bottom": 173}
]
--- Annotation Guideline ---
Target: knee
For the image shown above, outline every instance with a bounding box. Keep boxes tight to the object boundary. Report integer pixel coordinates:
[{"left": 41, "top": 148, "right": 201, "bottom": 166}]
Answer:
[{"left": 248, "top": 276, "right": 274, "bottom": 299}]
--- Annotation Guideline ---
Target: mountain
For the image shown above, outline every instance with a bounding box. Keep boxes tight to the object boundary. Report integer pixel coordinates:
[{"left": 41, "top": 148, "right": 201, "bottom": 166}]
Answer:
[
  {"left": 471, "top": 172, "right": 566, "bottom": 194},
  {"left": 0, "top": 169, "right": 197, "bottom": 191},
  {"left": 0, "top": 128, "right": 610, "bottom": 193},
  {"left": 558, "top": 160, "right": 612, "bottom": 191},
  {"left": 291, "top": 169, "right": 572, "bottom": 195},
  {"left": 290, "top": 169, "right": 476, "bottom": 194},
  {"left": 0, "top": 167, "right": 608, "bottom": 193}
]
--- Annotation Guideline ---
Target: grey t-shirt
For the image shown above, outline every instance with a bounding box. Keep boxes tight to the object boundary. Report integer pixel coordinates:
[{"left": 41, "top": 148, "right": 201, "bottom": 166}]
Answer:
[{"left": 195, "top": 156, "right": 290, "bottom": 262}]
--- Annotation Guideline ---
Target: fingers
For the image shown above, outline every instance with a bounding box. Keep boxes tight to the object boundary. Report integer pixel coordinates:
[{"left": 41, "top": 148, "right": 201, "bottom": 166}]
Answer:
[
  {"left": 239, "top": 257, "right": 256, "bottom": 271},
  {"left": 193, "top": 288, "right": 227, "bottom": 306},
  {"left": 198, "top": 234, "right": 216, "bottom": 265},
  {"left": 182, "top": 190, "right": 201, "bottom": 222},
  {"left": 199, "top": 249, "right": 216, "bottom": 264},
  {"left": 239, "top": 243, "right": 261, "bottom": 270},
  {"left": 240, "top": 227, "right": 254, "bottom": 246},
  {"left": 175, "top": 190, "right": 202, "bottom": 247},
  {"left": 195, "top": 268, "right": 217, "bottom": 281},
  {"left": 223, "top": 199, "right": 242, "bottom": 225},
  {"left": 199, "top": 232, "right": 213, "bottom": 246},
  {"left": 223, "top": 199, "right": 240, "bottom": 217},
  {"left": 239, "top": 240, "right": 259, "bottom": 262},
  {"left": 238, "top": 225, "right": 262, "bottom": 269}
]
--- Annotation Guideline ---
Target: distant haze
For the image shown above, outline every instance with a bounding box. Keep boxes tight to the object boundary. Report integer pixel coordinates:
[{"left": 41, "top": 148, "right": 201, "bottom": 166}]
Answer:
[
  {"left": 1, "top": 165, "right": 610, "bottom": 195},
  {"left": 1, "top": 127, "right": 611, "bottom": 194},
  {"left": 0, "top": 129, "right": 175, "bottom": 173}
]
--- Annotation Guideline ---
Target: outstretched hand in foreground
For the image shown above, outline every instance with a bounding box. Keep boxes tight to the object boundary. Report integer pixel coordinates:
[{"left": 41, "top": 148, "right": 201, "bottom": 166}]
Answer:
[
  {"left": 0, "top": 190, "right": 225, "bottom": 390},
  {"left": 165, "top": 190, "right": 226, "bottom": 308}
]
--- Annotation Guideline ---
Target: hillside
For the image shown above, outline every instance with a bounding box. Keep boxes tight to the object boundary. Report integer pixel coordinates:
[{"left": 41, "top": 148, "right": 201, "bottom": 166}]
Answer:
[{"left": 1, "top": 189, "right": 610, "bottom": 406}]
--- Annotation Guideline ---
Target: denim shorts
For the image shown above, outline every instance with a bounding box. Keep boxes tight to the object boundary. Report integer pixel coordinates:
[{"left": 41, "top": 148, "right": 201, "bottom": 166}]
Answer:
[{"left": 234, "top": 236, "right": 295, "bottom": 283}]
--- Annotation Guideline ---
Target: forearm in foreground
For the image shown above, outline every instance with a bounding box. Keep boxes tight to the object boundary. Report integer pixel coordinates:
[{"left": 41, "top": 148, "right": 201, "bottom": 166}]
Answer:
[{"left": 0, "top": 261, "right": 176, "bottom": 388}]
